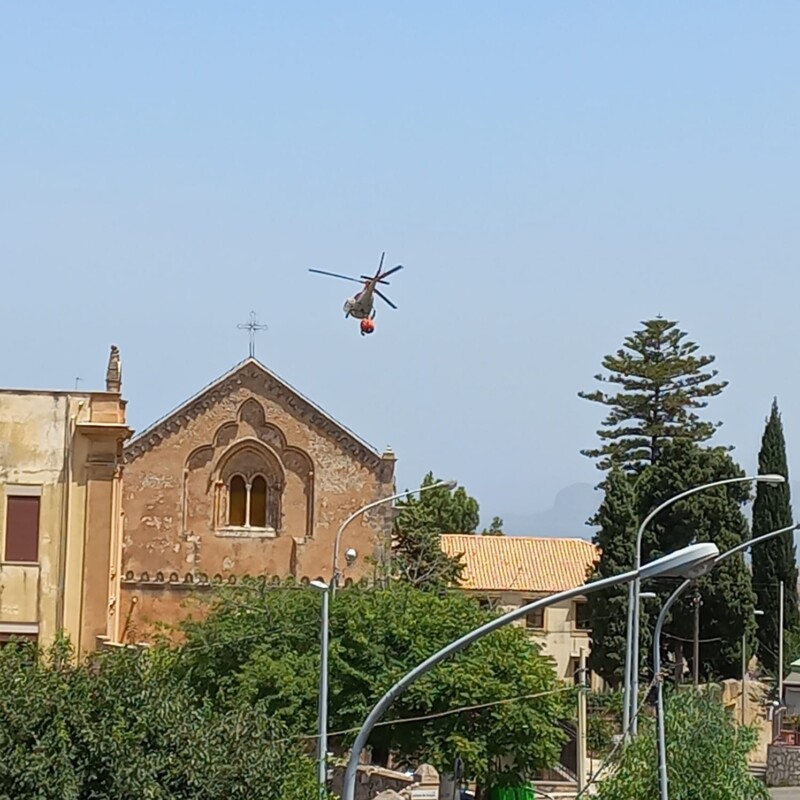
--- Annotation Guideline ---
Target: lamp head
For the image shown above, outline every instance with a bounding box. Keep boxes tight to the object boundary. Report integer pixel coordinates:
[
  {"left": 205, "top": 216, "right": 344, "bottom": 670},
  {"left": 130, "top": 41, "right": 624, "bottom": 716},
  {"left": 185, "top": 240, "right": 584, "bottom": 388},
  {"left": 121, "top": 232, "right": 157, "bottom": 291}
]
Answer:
[
  {"left": 754, "top": 609, "right": 765, "bottom": 616},
  {"left": 310, "top": 579, "right": 328, "bottom": 592},
  {"left": 639, "top": 591, "right": 658, "bottom": 600},
  {"left": 639, "top": 542, "right": 720, "bottom": 580},
  {"left": 442, "top": 480, "right": 458, "bottom": 490},
  {"left": 344, "top": 547, "right": 358, "bottom": 566},
  {"left": 759, "top": 474, "right": 786, "bottom": 485}
]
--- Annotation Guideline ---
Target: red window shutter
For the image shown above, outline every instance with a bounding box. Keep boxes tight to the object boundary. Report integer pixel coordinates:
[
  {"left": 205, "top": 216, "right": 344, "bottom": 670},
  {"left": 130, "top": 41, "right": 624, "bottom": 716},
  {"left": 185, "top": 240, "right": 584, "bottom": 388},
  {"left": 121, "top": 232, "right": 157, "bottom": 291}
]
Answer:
[{"left": 5, "top": 496, "right": 40, "bottom": 562}]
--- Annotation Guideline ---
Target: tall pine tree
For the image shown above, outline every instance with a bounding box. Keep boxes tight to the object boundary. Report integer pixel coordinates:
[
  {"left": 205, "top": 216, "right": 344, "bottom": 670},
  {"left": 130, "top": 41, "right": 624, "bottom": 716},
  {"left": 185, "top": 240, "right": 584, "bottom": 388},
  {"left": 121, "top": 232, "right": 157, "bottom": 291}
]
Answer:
[
  {"left": 751, "top": 399, "right": 799, "bottom": 674},
  {"left": 579, "top": 318, "right": 728, "bottom": 473},
  {"left": 580, "top": 320, "right": 754, "bottom": 682}
]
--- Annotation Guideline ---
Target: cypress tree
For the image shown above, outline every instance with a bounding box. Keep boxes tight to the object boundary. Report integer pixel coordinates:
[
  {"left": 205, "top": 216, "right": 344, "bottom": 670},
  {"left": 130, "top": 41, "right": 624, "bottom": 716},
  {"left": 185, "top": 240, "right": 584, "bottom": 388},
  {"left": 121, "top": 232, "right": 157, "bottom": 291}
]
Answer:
[
  {"left": 579, "top": 318, "right": 728, "bottom": 474},
  {"left": 751, "top": 399, "right": 799, "bottom": 674},
  {"left": 585, "top": 467, "right": 648, "bottom": 686}
]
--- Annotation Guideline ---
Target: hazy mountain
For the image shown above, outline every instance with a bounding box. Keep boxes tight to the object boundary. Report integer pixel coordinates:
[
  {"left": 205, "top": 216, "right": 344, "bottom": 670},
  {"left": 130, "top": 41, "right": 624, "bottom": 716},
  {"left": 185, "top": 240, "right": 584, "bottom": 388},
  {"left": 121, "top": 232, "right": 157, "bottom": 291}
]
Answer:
[
  {"left": 501, "top": 480, "right": 800, "bottom": 546},
  {"left": 500, "top": 483, "right": 600, "bottom": 539}
]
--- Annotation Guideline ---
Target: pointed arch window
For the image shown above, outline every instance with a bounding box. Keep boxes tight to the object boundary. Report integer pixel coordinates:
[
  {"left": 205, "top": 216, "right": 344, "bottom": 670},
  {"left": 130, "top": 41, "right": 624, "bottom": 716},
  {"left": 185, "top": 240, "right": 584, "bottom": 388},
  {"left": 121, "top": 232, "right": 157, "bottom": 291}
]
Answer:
[
  {"left": 226, "top": 472, "right": 281, "bottom": 530},
  {"left": 229, "top": 475, "right": 247, "bottom": 526},
  {"left": 250, "top": 476, "right": 267, "bottom": 527}
]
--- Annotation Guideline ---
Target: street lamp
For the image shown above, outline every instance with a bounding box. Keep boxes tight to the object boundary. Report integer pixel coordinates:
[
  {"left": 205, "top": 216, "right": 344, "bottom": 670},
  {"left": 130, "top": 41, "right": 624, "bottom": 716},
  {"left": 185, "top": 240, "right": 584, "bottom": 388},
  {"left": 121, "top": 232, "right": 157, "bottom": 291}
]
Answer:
[
  {"left": 652, "top": 523, "right": 799, "bottom": 800},
  {"left": 331, "top": 479, "right": 458, "bottom": 595},
  {"left": 624, "top": 473, "right": 785, "bottom": 737},
  {"left": 317, "top": 478, "right": 457, "bottom": 797},
  {"left": 340, "top": 542, "right": 720, "bottom": 800},
  {"left": 310, "top": 579, "right": 330, "bottom": 799}
]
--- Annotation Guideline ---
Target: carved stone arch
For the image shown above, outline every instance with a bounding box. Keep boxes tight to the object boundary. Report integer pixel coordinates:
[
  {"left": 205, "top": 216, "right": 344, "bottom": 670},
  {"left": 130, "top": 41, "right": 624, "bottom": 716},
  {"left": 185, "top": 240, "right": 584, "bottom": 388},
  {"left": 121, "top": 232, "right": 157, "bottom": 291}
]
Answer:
[
  {"left": 237, "top": 398, "right": 267, "bottom": 430},
  {"left": 283, "top": 446, "right": 314, "bottom": 539},
  {"left": 214, "top": 439, "right": 285, "bottom": 531},
  {"left": 186, "top": 445, "right": 213, "bottom": 471},
  {"left": 215, "top": 438, "right": 285, "bottom": 486},
  {"left": 283, "top": 446, "right": 313, "bottom": 477},
  {"left": 213, "top": 421, "right": 238, "bottom": 448},
  {"left": 258, "top": 422, "right": 287, "bottom": 454}
]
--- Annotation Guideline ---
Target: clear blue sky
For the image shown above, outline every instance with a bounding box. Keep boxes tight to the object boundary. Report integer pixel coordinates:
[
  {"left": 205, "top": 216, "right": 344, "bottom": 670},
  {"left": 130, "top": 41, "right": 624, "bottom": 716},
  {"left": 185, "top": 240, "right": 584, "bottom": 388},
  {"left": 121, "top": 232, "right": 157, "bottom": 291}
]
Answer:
[{"left": 3, "top": 3, "right": 800, "bottom": 529}]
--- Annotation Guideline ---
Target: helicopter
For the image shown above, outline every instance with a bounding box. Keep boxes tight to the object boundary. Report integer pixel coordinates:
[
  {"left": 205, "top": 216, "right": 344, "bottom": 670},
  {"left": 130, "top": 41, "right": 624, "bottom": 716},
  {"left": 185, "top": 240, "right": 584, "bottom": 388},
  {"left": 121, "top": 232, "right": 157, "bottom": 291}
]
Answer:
[{"left": 309, "top": 252, "right": 403, "bottom": 335}]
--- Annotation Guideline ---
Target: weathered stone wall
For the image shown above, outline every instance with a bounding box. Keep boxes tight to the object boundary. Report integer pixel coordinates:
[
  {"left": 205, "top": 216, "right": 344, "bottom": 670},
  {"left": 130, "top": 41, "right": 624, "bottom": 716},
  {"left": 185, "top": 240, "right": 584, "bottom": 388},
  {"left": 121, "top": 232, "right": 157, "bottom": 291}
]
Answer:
[
  {"left": 767, "top": 743, "right": 800, "bottom": 786},
  {"left": 329, "top": 765, "right": 413, "bottom": 800},
  {"left": 118, "top": 361, "right": 395, "bottom": 637}
]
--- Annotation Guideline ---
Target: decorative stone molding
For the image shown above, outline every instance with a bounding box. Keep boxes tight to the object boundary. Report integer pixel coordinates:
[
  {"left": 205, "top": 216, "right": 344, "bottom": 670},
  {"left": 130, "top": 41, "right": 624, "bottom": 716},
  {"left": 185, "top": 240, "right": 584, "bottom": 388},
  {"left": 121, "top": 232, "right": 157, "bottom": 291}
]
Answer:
[
  {"left": 214, "top": 526, "right": 277, "bottom": 539},
  {"left": 119, "top": 570, "right": 371, "bottom": 588},
  {"left": 123, "top": 360, "right": 387, "bottom": 471}
]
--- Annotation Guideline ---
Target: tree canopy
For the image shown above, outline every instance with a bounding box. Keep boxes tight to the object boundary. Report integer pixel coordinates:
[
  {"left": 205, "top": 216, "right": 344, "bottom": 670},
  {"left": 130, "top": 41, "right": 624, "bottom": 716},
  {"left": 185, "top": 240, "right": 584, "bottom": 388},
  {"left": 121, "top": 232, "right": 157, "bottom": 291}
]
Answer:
[
  {"left": 579, "top": 318, "right": 727, "bottom": 473},
  {"left": 585, "top": 466, "right": 641, "bottom": 687},
  {"left": 391, "top": 472, "right": 476, "bottom": 589},
  {"left": 174, "top": 579, "right": 571, "bottom": 786},
  {"left": 585, "top": 442, "right": 757, "bottom": 684},
  {"left": 751, "top": 398, "right": 799, "bottom": 675},
  {"left": 596, "top": 688, "right": 769, "bottom": 800},
  {"left": 0, "top": 637, "right": 317, "bottom": 800},
  {"left": 637, "top": 441, "right": 757, "bottom": 681}
]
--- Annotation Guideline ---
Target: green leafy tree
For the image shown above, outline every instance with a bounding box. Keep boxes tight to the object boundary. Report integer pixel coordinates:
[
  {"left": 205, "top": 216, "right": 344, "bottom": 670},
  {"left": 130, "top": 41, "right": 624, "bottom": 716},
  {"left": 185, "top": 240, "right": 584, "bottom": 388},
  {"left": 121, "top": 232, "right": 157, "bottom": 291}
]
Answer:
[
  {"left": 481, "top": 516, "right": 504, "bottom": 535},
  {"left": 396, "top": 472, "right": 480, "bottom": 532},
  {"left": 392, "top": 472, "right": 476, "bottom": 588},
  {"left": 0, "top": 637, "right": 317, "bottom": 800},
  {"left": 585, "top": 467, "right": 645, "bottom": 687},
  {"left": 579, "top": 318, "right": 727, "bottom": 473},
  {"left": 637, "top": 441, "right": 756, "bottom": 681},
  {"left": 597, "top": 688, "right": 769, "bottom": 800},
  {"left": 751, "top": 398, "right": 799, "bottom": 674},
  {"left": 175, "top": 580, "right": 570, "bottom": 788}
]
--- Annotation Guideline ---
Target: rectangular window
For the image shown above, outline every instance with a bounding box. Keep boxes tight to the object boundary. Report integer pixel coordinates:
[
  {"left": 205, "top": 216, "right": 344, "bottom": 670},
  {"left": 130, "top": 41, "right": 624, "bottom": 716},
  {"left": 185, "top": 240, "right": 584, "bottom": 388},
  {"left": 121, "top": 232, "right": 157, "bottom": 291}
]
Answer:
[
  {"left": 524, "top": 606, "right": 545, "bottom": 630},
  {"left": 575, "top": 601, "right": 591, "bottom": 631},
  {"left": 5, "top": 495, "right": 40, "bottom": 563}
]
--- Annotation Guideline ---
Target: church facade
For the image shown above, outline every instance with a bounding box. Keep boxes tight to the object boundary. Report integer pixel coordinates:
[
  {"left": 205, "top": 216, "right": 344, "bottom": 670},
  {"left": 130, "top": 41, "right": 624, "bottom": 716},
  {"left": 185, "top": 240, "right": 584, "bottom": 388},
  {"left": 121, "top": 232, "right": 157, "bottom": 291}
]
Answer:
[{"left": 117, "top": 358, "right": 397, "bottom": 641}]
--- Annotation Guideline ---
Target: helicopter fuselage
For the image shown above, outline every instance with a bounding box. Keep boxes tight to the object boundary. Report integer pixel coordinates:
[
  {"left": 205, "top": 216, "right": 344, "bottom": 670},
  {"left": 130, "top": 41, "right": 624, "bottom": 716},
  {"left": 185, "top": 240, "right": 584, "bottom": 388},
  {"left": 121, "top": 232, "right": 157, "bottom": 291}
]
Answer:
[{"left": 343, "top": 285, "right": 375, "bottom": 319}]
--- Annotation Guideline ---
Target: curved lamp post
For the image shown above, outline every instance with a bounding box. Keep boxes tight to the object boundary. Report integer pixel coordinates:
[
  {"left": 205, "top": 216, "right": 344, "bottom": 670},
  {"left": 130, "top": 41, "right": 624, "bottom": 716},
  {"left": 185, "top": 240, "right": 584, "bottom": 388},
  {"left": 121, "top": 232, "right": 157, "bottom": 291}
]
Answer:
[
  {"left": 340, "top": 542, "right": 721, "bottom": 800},
  {"left": 624, "top": 473, "right": 785, "bottom": 737},
  {"left": 652, "top": 522, "right": 799, "bottom": 800},
  {"left": 331, "top": 479, "right": 458, "bottom": 596},
  {"left": 317, "top": 478, "right": 456, "bottom": 797}
]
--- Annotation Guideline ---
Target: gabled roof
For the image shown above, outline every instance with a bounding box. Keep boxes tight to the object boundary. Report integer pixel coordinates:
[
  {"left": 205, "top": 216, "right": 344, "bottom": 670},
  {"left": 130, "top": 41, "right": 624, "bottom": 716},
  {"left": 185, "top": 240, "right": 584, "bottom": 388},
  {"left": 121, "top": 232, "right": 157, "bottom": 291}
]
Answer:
[
  {"left": 125, "top": 358, "right": 387, "bottom": 469},
  {"left": 441, "top": 534, "right": 599, "bottom": 594}
]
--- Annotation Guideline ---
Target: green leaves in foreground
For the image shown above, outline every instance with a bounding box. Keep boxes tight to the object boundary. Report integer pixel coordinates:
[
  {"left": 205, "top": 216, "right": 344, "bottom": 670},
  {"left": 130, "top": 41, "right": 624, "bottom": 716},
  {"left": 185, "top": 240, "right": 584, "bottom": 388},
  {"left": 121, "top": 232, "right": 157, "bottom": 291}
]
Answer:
[
  {"left": 597, "top": 688, "right": 769, "bottom": 800},
  {"left": 0, "top": 637, "right": 316, "bottom": 800},
  {"left": 177, "top": 579, "right": 571, "bottom": 786}
]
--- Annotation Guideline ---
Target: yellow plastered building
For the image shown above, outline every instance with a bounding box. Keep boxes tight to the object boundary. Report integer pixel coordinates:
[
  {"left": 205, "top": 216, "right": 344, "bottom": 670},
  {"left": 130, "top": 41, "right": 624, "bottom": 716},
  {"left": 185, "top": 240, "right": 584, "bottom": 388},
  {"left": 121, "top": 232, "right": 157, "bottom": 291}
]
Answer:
[
  {"left": 441, "top": 533, "right": 602, "bottom": 687},
  {"left": 0, "top": 347, "right": 131, "bottom": 652}
]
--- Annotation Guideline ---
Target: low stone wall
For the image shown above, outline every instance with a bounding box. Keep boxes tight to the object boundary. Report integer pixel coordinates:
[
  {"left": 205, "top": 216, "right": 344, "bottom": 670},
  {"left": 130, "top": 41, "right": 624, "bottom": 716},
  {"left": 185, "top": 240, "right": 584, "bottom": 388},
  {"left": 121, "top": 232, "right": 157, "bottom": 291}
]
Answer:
[
  {"left": 767, "top": 743, "right": 800, "bottom": 786},
  {"left": 329, "top": 765, "right": 413, "bottom": 800}
]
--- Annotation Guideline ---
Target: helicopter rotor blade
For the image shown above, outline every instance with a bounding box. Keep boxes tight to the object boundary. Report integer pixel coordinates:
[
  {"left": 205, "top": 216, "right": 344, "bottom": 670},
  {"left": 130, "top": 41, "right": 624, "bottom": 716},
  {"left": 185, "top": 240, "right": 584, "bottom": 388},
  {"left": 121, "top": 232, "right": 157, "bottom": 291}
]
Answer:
[
  {"left": 378, "top": 264, "right": 403, "bottom": 280},
  {"left": 377, "top": 251, "right": 385, "bottom": 273},
  {"left": 375, "top": 289, "right": 397, "bottom": 310},
  {"left": 360, "top": 275, "right": 391, "bottom": 285},
  {"left": 308, "top": 269, "right": 364, "bottom": 285}
]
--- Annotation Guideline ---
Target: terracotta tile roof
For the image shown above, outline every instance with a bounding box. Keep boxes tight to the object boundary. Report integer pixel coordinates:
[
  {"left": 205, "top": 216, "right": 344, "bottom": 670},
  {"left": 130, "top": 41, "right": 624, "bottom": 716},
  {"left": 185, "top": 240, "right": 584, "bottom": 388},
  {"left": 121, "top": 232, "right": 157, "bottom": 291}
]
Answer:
[{"left": 440, "top": 534, "right": 600, "bottom": 594}]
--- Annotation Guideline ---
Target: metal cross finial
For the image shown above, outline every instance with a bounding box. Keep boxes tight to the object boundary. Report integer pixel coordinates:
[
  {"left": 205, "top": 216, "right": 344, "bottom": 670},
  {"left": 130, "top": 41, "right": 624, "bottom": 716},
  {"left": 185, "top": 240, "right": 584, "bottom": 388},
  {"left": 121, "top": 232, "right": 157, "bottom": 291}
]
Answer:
[{"left": 237, "top": 311, "right": 268, "bottom": 358}]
